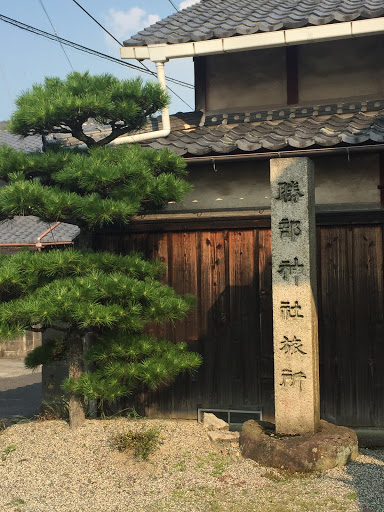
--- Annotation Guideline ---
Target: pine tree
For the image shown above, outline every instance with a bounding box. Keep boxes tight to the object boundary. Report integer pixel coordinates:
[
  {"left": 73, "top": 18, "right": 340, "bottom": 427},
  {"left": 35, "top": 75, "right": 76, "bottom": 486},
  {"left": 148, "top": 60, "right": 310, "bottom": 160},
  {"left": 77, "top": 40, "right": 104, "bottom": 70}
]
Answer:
[
  {"left": 8, "top": 71, "right": 169, "bottom": 147},
  {"left": 0, "top": 72, "right": 201, "bottom": 427}
]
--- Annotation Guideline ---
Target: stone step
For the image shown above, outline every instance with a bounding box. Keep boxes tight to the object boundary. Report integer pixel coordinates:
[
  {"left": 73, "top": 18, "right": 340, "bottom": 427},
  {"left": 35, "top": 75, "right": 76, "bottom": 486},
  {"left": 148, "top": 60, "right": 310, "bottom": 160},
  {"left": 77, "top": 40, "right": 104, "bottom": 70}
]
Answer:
[{"left": 208, "top": 431, "right": 240, "bottom": 444}]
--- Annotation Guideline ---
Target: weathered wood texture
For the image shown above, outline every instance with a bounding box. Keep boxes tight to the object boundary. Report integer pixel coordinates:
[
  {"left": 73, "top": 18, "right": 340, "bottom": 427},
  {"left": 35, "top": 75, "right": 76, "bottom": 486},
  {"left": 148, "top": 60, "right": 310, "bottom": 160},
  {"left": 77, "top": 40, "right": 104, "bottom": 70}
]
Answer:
[
  {"left": 318, "top": 225, "right": 384, "bottom": 427},
  {"left": 96, "top": 222, "right": 384, "bottom": 426}
]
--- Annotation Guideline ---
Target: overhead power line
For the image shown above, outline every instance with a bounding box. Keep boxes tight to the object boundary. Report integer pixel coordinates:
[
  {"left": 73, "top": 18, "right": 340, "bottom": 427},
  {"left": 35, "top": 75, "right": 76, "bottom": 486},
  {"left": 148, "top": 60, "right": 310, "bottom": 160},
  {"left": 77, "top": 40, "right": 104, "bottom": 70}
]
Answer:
[
  {"left": 168, "top": 0, "right": 179, "bottom": 11},
  {"left": 71, "top": 0, "right": 122, "bottom": 46},
  {"left": 0, "top": 14, "right": 194, "bottom": 91},
  {"left": 38, "top": 0, "right": 74, "bottom": 71},
  {"left": 70, "top": 0, "right": 193, "bottom": 110}
]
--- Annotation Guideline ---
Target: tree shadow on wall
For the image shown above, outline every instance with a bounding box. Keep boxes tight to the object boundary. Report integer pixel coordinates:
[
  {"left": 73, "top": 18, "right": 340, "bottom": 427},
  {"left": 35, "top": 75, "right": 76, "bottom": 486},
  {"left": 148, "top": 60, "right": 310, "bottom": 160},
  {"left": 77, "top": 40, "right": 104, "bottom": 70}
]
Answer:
[{"left": 126, "top": 279, "right": 274, "bottom": 422}]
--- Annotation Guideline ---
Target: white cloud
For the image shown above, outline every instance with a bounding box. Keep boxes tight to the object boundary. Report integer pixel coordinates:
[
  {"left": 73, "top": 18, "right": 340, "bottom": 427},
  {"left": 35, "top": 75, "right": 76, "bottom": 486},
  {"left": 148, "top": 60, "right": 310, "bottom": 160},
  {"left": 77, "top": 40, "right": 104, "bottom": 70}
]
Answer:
[
  {"left": 105, "top": 8, "right": 160, "bottom": 39},
  {"left": 179, "top": 0, "right": 200, "bottom": 9},
  {"left": 147, "top": 14, "right": 161, "bottom": 26},
  {"left": 103, "top": 8, "right": 160, "bottom": 54}
]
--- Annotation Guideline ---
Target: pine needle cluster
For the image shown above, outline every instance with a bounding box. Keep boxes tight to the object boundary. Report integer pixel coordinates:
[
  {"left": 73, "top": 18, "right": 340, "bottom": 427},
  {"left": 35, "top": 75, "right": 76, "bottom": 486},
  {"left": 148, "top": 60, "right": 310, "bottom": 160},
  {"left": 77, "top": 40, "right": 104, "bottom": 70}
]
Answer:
[{"left": 0, "top": 144, "right": 191, "bottom": 227}]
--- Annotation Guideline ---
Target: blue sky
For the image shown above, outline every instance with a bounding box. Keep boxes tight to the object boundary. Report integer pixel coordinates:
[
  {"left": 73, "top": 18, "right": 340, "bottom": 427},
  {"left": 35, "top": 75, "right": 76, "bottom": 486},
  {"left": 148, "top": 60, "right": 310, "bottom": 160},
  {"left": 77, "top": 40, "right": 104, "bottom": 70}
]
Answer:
[{"left": 0, "top": 0, "right": 199, "bottom": 121}]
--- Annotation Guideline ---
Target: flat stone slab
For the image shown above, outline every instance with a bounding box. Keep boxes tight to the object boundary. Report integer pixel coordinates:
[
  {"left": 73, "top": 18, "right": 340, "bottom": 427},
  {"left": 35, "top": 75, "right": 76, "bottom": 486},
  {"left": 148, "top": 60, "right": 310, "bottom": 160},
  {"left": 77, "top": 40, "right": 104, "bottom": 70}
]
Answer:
[
  {"left": 208, "top": 431, "right": 240, "bottom": 444},
  {"left": 240, "top": 419, "right": 358, "bottom": 472}
]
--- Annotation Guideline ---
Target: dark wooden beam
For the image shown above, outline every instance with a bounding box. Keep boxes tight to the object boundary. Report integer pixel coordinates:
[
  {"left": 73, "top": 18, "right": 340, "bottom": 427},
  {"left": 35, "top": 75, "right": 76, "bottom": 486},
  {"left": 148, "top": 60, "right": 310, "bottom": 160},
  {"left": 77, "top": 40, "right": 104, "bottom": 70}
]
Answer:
[
  {"left": 380, "top": 153, "right": 384, "bottom": 208},
  {"left": 286, "top": 46, "right": 299, "bottom": 105},
  {"left": 95, "top": 210, "right": 384, "bottom": 235},
  {"left": 194, "top": 57, "right": 206, "bottom": 111}
]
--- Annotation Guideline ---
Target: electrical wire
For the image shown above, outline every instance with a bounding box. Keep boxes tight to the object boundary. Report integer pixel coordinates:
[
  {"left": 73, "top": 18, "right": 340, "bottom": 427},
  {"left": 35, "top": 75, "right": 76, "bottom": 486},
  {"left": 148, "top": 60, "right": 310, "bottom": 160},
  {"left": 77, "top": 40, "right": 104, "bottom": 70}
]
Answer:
[
  {"left": 168, "top": 0, "right": 179, "bottom": 11},
  {"left": 71, "top": 0, "right": 122, "bottom": 46},
  {"left": 70, "top": 0, "right": 193, "bottom": 110},
  {"left": 0, "top": 14, "right": 194, "bottom": 91},
  {"left": 38, "top": 0, "right": 74, "bottom": 71}
]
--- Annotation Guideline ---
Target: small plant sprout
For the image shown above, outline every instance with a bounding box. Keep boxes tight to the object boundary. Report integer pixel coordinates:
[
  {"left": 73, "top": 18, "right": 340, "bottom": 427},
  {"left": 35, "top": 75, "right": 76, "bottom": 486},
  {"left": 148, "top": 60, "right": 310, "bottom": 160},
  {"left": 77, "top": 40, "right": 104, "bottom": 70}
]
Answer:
[{"left": 1, "top": 444, "right": 17, "bottom": 461}]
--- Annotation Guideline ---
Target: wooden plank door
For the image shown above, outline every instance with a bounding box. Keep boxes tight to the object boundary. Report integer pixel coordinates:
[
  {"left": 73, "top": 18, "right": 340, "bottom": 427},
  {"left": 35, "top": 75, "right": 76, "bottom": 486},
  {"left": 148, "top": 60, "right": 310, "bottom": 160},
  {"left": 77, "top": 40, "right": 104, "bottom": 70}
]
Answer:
[{"left": 318, "top": 224, "right": 384, "bottom": 426}]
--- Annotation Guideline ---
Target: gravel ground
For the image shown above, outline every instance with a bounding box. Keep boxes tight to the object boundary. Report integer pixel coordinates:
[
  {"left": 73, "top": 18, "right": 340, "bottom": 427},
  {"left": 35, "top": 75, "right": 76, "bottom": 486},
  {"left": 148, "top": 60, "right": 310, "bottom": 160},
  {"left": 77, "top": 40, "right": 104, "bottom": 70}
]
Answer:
[{"left": 0, "top": 418, "right": 382, "bottom": 512}]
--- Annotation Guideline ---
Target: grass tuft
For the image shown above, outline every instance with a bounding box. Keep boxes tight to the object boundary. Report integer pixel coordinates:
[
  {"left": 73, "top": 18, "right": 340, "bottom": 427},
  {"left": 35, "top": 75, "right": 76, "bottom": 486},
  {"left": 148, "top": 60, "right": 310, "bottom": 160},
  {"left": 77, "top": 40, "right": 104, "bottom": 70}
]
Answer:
[{"left": 111, "top": 425, "right": 162, "bottom": 460}]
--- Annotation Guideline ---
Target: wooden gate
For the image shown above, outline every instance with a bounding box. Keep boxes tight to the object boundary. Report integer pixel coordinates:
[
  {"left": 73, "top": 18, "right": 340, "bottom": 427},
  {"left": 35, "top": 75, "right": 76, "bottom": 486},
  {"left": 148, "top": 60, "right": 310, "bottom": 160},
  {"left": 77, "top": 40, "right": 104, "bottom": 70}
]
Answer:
[{"left": 97, "top": 218, "right": 384, "bottom": 426}]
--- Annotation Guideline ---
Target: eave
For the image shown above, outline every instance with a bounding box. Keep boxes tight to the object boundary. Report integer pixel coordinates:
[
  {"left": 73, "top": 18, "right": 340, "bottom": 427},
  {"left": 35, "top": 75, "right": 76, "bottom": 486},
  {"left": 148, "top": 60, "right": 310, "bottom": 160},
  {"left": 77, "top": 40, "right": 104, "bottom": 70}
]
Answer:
[{"left": 120, "top": 17, "right": 384, "bottom": 62}]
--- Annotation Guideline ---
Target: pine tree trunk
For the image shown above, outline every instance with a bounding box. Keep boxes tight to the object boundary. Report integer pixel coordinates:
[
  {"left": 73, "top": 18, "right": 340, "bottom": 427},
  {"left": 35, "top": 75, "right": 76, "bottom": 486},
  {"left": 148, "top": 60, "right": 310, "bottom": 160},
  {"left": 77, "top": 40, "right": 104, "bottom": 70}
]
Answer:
[
  {"left": 84, "top": 332, "right": 97, "bottom": 418},
  {"left": 68, "top": 332, "right": 85, "bottom": 429}
]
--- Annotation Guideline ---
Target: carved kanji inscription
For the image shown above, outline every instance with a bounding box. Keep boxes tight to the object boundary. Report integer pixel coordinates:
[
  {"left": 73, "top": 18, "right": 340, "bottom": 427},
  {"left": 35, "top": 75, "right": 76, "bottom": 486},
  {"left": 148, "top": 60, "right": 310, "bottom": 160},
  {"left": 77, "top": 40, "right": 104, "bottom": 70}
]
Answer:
[
  {"left": 278, "top": 257, "right": 304, "bottom": 286},
  {"left": 278, "top": 218, "right": 302, "bottom": 241},
  {"left": 280, "top": 335, "right": 306, "bottom": 355},
  {"left": 276, "top": 181, "right": 304, "bottom": 202},
  {"left": 280, "top": 369, "right": 307, "bottom": 391},
  {"left": 280, "top": 300, "right": 304, "bottom": 319}
]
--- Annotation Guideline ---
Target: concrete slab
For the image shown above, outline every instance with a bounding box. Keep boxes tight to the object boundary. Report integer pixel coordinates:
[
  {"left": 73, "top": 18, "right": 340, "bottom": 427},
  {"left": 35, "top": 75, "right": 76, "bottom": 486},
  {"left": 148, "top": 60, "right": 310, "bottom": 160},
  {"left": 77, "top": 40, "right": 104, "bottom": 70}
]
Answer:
[
  {"left": 0, "top": 358, "right": 41, "bottom": 379},
  {"left": 0, "top": 359, "right": 42, "bottom": 424}
]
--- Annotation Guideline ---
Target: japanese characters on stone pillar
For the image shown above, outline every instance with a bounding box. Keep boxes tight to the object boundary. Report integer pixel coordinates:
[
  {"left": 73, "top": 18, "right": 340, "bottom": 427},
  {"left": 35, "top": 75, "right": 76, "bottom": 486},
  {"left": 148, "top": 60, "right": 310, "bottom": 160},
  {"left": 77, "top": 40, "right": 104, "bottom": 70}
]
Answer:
[{"left": 270, "top": 157, "right": 320, "bottom": 435}]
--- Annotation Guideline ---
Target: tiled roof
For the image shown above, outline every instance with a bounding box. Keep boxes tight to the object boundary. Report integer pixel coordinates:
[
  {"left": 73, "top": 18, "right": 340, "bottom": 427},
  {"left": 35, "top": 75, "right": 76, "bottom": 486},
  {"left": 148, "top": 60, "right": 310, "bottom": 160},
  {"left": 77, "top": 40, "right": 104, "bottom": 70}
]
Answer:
[
  {"left": 0, "top": 122, "right": 43, "bottom": 153},
  {"left": 49, "top": 100, "right": 384, "bottom": 156},
  {"left": 124, "top": 0, "right": 384, "bottom": 46},
  {"left": 0, "top": 216, "right": 80, "bottom": 245},
  {"left": 147, "top": 102, "right": 384, "bottom": 155}
]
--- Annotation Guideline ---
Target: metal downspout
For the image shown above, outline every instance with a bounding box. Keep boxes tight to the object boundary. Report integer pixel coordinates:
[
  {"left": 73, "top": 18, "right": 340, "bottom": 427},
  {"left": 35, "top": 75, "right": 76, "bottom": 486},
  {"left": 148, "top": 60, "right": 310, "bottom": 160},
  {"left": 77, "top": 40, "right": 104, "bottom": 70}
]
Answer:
[
  {"left": 35, "top": 221, "right": 61, "bottom": 251},
  {"left": 111, "top": 61, "right": 171, "bottom": 145}
]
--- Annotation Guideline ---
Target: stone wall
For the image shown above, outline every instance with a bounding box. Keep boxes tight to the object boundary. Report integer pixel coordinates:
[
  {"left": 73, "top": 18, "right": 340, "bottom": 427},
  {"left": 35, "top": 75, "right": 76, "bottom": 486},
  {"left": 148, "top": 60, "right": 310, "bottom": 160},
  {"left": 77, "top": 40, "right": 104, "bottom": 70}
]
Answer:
[{"left": 0, "top": 331, "right": 42, "bottom": 358}]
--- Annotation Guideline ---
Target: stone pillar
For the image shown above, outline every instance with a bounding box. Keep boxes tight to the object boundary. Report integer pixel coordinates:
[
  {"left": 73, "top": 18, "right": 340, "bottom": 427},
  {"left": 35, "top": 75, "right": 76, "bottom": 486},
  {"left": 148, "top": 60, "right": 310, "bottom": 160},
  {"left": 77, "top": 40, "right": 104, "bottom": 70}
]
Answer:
[{"left": 270, "top": 157, "right": 320, "bottom": 435}]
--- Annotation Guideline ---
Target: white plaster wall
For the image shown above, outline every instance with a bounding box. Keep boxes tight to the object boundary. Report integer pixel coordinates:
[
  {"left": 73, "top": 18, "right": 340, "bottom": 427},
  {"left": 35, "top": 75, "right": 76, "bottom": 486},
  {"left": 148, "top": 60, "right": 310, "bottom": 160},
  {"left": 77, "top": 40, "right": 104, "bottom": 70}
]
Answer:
[
  {"left": 166, "top": 154, "right": 380, "bottom": 212},
  {"left": 202, "top": 35, "right": 384, "bottom": 111},
  {"left": 315, "top": 153, "right": 380, "bottom": 207},
  {"left": 299, "top": 36, "right": 384, "bottom": 104},
  {"left": 205, "top": 48, "right": 287, "bottom": 112},
  {"left": 167, "top": 160, "right": 271, "bottom": 211}
]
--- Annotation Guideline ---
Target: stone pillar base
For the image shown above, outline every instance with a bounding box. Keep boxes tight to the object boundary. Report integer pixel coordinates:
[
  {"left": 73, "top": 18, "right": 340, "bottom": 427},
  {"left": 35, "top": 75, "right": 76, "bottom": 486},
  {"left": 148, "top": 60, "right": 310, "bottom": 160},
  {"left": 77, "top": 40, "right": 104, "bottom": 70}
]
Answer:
[{"left": 240, "top": 419, "right": 358, "bottom": 472}]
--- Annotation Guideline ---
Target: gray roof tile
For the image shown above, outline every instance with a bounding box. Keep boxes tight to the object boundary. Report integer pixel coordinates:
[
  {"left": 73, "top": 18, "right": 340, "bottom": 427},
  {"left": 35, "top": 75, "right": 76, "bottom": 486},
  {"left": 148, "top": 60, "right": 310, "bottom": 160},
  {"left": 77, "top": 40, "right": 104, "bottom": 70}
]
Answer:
[
  {"left": 146, "top": 107, "right": 384, "bottom": 155},
  {"left": 45, "top": 100, "right": 384, "bottom": 157},
  {"left": 124, "top": 0, "right": 383, "bottom": 46},
  {"left": 0, "top": 217, "right": 80, "bottom": 245},
  {"left": 0, "top": 123, "right": 42, "bottom": 153}
]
